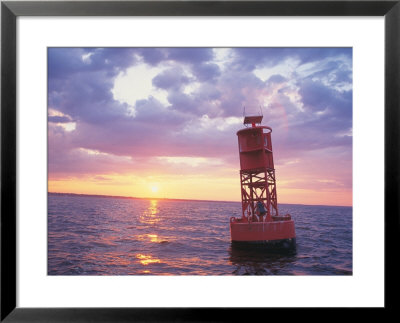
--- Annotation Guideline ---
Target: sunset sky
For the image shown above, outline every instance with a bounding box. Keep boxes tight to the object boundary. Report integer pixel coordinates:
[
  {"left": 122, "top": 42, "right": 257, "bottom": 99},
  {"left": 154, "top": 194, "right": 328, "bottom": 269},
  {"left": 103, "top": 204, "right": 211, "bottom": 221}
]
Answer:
[{"left": 48, "top": 47, "right": 352, "bottom": 206}]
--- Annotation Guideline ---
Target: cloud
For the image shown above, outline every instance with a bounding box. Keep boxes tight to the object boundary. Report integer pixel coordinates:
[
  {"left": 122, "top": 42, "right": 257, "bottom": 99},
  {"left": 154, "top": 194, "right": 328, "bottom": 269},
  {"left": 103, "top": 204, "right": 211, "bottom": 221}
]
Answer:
[
  {"left": 266, "top": 74, "right": 287, "bottom": 84},
  {"left": 231, "top": 47, "right": 352, "bottom": 71},
  {"left": 48, "top": 115, "right": 73, "bottom": 123},
  {"left": 192, "top": 62, "right": 221, "bottom": 82},
  {"left": 166, "top": 48, "right": 214, "bottom": 64},
  {"left": 152, "top": 66, "right": 191, "bottom": 90}
]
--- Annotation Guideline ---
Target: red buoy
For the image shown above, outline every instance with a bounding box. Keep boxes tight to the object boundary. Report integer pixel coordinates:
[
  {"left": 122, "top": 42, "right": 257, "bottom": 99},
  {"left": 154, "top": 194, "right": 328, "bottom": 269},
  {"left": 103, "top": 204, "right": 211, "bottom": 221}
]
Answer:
[{"left": 230, "top": 114, "right": 296, "bottom": 247}]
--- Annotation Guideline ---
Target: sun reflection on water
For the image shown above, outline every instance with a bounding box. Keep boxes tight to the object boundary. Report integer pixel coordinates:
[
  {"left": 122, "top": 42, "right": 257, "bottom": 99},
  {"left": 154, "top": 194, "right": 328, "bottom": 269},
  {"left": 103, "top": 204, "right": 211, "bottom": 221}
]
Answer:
[
  {"left": 137, "top": 233, "right": 168, "bottom": 243},
  {"left": 147, "top": 234, "right": 159, "bottom": 242},
  {"left": 139, "top": 200, "right": 160, "bottom": 224},
  {"left": 136, "top": 253, "right": 161, "bottom": 266}
]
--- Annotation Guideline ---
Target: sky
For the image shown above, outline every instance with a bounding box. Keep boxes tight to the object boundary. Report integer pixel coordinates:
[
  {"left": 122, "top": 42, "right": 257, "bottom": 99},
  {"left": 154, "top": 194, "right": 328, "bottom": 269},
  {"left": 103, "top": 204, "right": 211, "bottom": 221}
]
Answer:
[{"left": 48, "top": 47, "right": 352, "bottom": 206}]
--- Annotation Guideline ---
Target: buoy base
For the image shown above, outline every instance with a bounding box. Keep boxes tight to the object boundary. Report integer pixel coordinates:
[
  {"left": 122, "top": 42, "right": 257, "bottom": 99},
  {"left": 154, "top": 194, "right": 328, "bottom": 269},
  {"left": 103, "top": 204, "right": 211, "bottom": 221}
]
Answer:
[
  {"left": 231, "top": 237, "right": 296, "bottom": 250},
  {"left": 230, "top": 218, "right": 296, "bottom": 245}
]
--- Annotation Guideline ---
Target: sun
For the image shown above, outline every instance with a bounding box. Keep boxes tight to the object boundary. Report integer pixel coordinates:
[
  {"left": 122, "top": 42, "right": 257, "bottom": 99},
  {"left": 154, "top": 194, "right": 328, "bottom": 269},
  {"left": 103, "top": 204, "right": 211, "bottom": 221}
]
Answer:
[{"left": 151, "top": 185, "right": 159, "bottom": 193}]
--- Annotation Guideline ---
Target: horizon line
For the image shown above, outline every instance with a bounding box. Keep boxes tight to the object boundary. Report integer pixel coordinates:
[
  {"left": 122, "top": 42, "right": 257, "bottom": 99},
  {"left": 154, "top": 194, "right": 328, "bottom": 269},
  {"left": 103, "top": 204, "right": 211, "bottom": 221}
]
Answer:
[{"left": 48, "top": 191, "right": 352, "bottom": 208}]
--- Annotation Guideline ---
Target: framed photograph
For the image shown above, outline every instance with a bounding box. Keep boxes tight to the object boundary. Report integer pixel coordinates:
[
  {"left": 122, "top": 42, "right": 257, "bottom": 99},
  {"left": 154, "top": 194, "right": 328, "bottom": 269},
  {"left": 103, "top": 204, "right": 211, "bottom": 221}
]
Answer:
[{"left": 1, "top": 0, "right": 398, "bottom": 321}]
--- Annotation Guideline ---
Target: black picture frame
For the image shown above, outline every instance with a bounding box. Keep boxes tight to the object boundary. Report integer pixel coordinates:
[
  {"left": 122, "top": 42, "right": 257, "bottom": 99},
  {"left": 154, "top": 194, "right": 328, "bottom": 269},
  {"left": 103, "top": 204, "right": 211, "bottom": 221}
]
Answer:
[{"left": 1, "top": 0, "right": 398, "bottom": 321}]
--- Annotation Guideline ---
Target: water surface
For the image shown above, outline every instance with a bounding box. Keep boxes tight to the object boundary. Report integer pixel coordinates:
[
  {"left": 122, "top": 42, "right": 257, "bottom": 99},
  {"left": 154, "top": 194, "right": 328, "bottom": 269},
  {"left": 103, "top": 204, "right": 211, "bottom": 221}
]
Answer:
[{"left": 48, "top": 193, "right": 352, "bottom": 275}]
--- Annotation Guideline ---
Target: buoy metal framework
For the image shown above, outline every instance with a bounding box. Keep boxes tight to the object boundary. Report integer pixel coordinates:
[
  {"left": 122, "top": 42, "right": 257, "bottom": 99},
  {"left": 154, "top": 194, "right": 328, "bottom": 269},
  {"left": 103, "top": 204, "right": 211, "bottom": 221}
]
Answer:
[{"left": 230, "top": 114, "right": 296, "bottom": 246}]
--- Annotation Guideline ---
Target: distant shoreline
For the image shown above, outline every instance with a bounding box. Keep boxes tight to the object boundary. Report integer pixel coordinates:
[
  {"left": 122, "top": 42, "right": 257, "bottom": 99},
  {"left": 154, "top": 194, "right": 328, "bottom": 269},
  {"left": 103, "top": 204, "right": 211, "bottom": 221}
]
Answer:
[
  {"left": 48, "top": 192, "right": 351, "bottom": 208},
  {"left": 47, "top": 191, "right": 237, "bottom": 205}
]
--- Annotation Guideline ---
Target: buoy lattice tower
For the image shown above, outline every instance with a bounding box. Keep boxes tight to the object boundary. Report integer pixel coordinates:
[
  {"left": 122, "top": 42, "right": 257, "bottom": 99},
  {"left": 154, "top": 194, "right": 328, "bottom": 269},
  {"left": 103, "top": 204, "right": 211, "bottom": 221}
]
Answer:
[{"left": 238, "top": 115, "right": 278, "bottom": 222}]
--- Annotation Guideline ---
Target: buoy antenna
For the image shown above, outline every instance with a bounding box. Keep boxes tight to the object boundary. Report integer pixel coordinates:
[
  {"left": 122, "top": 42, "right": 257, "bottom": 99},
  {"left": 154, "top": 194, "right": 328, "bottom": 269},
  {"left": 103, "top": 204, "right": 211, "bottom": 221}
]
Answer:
[{"left": 243, "top": 106, "right": 249, "bottom": 127}]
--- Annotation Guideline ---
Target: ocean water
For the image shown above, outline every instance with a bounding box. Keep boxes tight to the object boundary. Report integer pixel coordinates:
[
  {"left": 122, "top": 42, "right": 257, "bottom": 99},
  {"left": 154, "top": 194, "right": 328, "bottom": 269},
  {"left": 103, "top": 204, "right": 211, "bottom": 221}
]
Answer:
[{"left": 48, "top": 193, "right": 352, "bottom": 275}]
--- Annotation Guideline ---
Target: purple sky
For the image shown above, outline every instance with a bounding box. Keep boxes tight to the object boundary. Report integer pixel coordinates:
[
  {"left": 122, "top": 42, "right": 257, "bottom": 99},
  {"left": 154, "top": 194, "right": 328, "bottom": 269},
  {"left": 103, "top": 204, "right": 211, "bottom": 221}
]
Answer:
[{"left": 48, "top": 47, "right": 352, "bottom": 205}]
